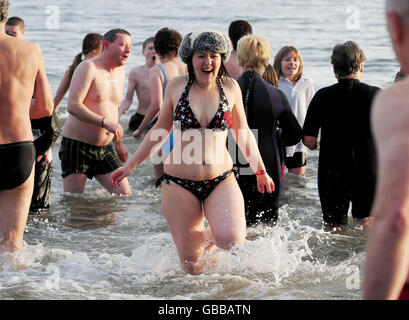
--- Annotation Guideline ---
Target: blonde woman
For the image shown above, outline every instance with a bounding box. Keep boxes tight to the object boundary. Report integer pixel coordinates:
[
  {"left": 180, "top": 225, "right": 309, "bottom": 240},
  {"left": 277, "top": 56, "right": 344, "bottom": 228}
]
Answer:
[{"left": 235, "top": 35, "right": 302, "bottom": 226}]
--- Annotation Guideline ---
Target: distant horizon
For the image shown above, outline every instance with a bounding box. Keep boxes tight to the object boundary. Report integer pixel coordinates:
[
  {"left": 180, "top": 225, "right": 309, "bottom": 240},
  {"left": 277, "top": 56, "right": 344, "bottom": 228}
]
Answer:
[{"left": 7, "top": 0, "right": 397, "bottom": 91}]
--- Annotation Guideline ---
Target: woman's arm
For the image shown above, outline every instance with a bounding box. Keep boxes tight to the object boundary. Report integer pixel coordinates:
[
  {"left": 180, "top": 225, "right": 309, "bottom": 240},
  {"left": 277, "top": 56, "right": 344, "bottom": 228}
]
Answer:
[
  {"left": 229, "top": 79, "right": 275, "bottom": 193},
  {"left": 53, "top": 68, "right": 71, "bottom": 112}
]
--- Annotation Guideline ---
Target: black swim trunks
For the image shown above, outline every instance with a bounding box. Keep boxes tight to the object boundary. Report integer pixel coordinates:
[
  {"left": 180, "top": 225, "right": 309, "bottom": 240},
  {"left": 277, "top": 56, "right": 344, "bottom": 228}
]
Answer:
[
  {"left": 128, "top": 112, "right": 157, "bottom": 132},
  {"left": 128, "top": 112, "right": 144, "bottom": 132},
  {"left": 59, "top": 137, "right": 122, "bottom": 179},
  {"left": 0, "top": 141, "right": 35, "bottom": 190}
]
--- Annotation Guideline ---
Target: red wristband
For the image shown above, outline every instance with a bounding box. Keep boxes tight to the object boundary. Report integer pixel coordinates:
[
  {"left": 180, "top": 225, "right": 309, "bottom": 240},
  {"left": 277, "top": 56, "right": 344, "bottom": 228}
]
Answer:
[{"left": 255, "top": 170, "right": 265, "bottom": 176}]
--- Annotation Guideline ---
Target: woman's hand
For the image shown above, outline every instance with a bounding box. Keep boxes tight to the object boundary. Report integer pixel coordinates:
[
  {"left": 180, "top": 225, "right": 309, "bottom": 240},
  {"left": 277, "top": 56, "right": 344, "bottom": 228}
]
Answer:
[
  {"left": 256, "top": 173, "right": 275, "bottom": 194},
  {"left": 110, "top": 165, "right": 132, "bottom": 189}
]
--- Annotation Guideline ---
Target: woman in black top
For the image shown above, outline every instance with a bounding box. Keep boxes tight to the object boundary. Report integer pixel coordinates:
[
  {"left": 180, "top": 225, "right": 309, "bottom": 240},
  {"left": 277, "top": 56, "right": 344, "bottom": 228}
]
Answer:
[{"left": 235, "top": 35, "right": 302, "bottom": 226}]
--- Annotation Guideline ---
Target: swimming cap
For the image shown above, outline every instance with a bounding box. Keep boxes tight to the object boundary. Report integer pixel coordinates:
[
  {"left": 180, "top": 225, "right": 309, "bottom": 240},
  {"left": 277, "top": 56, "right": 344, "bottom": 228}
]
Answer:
[{"left": 178, "top": 30, "right": 232, "bottom": 64}]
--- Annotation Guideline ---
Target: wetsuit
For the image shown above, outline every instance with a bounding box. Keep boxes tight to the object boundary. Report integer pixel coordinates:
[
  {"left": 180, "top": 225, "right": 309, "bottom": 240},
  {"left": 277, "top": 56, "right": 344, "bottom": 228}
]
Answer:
[
  {"left": 303, "top": 78, "right": 380, "bottom": 226},
  {"left": 157, "top": 77, "right": 235, "bottom": 201},
  {"left": 30, "top": 112, "right": 60, "bottom": 214},
  {"left": 234, "top": 71, "right": 302, "bottom": 226}
]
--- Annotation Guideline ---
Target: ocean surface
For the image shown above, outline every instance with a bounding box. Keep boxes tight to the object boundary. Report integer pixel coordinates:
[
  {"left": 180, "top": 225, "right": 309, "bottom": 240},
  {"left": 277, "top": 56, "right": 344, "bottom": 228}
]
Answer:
[{"left": 0, "top": 0, "right": 399, "bottom": 300}]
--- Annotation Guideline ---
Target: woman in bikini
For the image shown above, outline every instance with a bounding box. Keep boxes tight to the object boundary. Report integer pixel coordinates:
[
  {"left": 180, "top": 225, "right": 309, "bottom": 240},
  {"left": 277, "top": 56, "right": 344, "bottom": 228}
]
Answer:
[{"left": 110, "top": 30, "right": 274, "bottom": 275}]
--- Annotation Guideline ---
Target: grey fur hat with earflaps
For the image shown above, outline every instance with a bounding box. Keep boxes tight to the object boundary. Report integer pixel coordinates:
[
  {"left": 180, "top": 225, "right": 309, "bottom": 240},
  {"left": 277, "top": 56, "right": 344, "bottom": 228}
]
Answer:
[{"left": 178, "top": 30, "right": 232, "bottom": 64}]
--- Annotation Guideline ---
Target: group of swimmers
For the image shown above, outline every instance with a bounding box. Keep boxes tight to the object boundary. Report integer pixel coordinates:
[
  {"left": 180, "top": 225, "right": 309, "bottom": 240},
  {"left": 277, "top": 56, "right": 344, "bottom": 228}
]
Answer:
[{"left": 1, "top": 0, "right": 409, "bottom": 299}]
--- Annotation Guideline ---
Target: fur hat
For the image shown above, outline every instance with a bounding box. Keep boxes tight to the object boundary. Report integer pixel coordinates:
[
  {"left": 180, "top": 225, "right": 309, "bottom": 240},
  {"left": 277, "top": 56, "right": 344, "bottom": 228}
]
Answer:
[{"left": 178, "top": 30, "right": 232, "bottom": 64}]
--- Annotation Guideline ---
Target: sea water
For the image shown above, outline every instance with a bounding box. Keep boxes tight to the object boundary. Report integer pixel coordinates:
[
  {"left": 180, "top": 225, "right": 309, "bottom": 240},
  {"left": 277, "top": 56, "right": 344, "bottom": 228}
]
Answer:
[{"left": 0, "top": 0, "right": 398, "bottom": 300}]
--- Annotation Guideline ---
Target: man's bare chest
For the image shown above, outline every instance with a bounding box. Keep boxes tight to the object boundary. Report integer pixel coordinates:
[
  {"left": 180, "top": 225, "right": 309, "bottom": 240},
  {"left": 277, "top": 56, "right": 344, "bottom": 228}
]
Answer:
[{"left": 88, "top": 76, "right": 123, "bottom": 105}]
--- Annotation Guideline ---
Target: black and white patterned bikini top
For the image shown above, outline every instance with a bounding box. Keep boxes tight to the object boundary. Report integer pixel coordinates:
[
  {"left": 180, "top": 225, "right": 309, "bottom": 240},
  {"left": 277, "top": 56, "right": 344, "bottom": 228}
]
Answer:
[{"left": 173, "top": 77, "right": 232, "bottom": 131}]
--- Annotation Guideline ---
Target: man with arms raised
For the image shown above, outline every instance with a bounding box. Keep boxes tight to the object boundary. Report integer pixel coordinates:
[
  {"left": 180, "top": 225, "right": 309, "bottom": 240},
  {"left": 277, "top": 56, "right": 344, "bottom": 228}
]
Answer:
[
  {"left": 0, "top": 0, "right": 53, "bottom": 252},
  {"left": 59, "top": 28, "right": 132, "bottom": 195},
  {"left": 119, "top": 37, "right": 159, "bottom": 133},
  {"left": 364, "top": 0, "right": 409, "bottom": 300}
]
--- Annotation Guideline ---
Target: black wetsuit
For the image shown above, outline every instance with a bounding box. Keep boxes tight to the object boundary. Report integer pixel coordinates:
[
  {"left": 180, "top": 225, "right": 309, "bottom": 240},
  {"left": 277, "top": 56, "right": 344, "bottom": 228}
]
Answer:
[
  {"left": 233, "top": 71, "right": 302, "bottom": 226},
  {"left": 303, "top": 78, "right": 380, "bottom": 226},
  {"left": 30, "top": 112, "right": 60, "bottom": 214}
]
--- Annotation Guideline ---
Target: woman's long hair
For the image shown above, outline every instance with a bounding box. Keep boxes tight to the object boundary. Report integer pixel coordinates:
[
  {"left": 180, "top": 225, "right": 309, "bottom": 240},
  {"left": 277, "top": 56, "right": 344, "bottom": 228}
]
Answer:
[
  {"left": 273, "top": 46, "right": 303, "bottom": 82},
  {"left": 67, "top": 33, "right": 102, "bottom": 82},
  {"left": 262, "top": 64, "right": 278, "bottom": 87}
]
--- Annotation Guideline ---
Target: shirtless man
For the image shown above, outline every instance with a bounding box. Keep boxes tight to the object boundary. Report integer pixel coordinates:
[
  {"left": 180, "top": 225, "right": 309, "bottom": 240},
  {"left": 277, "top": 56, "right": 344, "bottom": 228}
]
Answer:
[
  {"left": 0, "top": 0, "right": 53, "bottom": 252},
  {"left": 59, "top": 28, "right": 132, "bottom": 195},
  {"left": 224, "top": 20, "right": 252, "bottom": 79},
  {"left": 119, "top": 37, "right": 159, "bottom": 132},
  {"left": 5, "top": 16, "right": 60, "bottom": 215},
  {"left": 4, "top": 15, "right": 24, "bottom": 38},
  {"left": 364, "top": 0, "right": 409, "bottom": 300},
  {"left": 132, "top": 28, "right": 185, "bottom": 178}
]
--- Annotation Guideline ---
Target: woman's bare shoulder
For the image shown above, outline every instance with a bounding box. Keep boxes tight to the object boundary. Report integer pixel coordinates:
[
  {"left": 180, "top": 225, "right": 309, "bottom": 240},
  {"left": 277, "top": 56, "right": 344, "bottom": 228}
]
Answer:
[
  {"left": 221, "top": 76, "right": 242, "bottom": 99},
  {"left": 221, "top": 75, "right": 239, "bottom": 86},
  {"left": 167, "top": 75, "right": 188, "bottom": 89}
]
